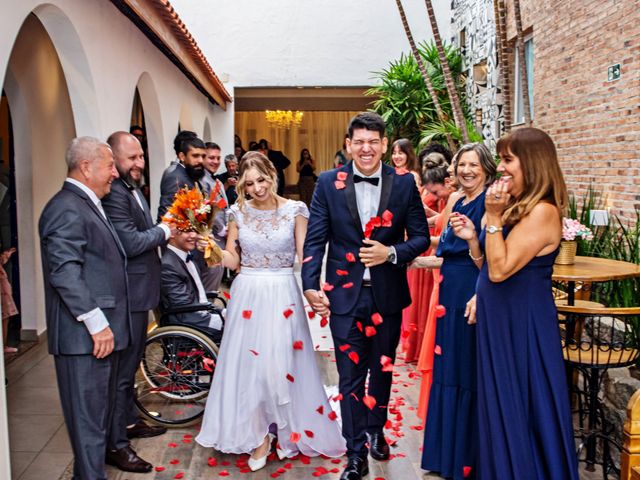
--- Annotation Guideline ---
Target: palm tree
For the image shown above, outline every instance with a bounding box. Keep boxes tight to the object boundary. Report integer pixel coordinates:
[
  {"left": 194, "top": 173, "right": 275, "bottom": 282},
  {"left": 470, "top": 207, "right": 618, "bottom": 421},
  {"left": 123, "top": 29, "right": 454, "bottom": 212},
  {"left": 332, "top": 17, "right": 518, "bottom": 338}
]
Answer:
[
  {"left": 424, "top": 0, "right": 470, "bottom": 143},
  {"left": 394, "top": 0, "right": 456, "bottom": 150},
  {"left": 493, "top": 0, "right": 512, "bottom": 132},
  {"left": 513, "top": 0, "right": 532, "bottom": 126}
]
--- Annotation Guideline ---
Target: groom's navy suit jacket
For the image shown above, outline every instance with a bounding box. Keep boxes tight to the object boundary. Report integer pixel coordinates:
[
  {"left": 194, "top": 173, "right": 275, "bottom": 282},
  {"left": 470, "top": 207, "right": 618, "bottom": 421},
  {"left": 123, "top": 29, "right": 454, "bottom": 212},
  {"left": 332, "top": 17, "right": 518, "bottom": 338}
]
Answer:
[{"left": 302, "top": 161, "right": 429, "bottom": 337}]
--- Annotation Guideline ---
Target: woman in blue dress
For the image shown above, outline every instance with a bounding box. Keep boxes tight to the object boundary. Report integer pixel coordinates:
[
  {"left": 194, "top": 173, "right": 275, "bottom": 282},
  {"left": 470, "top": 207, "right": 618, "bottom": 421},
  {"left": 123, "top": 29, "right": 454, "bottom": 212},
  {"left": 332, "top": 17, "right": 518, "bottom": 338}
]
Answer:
[
  {"left": 419, "top": 144, "right": 496, "bottom": 479},
  {"left": 455, "top": 128, "right": 578, "bottom": 479}
]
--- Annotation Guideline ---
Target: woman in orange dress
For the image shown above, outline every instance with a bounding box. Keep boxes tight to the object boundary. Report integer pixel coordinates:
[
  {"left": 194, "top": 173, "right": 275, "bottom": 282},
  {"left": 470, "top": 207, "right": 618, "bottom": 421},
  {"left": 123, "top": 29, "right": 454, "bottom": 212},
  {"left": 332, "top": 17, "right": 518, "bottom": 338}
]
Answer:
[
  {"left": 415, "top": 160, "right": 459, "bottom": 421},
  {"left": 400, "top": 152, "right": 449, "bottom": 362}
]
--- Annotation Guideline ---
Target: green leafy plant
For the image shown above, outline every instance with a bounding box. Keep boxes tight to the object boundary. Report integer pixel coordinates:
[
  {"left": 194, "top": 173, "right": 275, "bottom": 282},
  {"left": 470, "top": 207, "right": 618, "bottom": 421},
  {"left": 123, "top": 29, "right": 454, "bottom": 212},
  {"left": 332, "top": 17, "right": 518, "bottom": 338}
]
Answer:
[{"left": 366, "top": 41, "right": 473, "bottom": 149}]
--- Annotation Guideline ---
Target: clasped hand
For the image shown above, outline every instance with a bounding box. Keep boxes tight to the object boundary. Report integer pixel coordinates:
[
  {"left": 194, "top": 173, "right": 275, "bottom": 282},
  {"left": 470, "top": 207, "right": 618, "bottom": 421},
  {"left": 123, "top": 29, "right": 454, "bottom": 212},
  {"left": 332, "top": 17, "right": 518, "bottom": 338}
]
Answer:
[{"left": 359, "top": 239, "right": 388, "bottom": 268}]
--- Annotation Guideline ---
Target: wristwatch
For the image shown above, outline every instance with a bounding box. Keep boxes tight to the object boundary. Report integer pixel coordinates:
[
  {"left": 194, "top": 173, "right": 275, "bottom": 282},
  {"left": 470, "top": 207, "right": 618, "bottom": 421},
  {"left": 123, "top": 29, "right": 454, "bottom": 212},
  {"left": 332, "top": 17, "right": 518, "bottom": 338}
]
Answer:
[
  {"left": 486, "top": 225, "right": 503, "bottom": 234},
  {"left": 386, "top": 247, "right": 397, "bottom": 263}
]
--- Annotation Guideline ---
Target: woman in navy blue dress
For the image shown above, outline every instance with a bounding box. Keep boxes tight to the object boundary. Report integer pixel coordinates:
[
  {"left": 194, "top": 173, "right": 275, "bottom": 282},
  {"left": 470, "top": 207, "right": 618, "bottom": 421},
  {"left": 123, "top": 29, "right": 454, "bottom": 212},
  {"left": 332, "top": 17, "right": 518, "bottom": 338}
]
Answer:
[
  {"left": 456, "top": 128, "right": 578, "bottom": 479},
  {"left": 420, "top": 144, "right": 496, "bottom": 479}
]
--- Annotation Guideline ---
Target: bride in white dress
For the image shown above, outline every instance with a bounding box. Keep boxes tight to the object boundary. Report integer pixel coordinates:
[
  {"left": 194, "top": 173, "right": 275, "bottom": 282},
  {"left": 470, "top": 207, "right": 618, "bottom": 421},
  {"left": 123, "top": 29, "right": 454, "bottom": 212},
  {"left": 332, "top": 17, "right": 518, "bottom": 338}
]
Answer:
[{"left": 195, "top": 152, "right": 345, "bottom": 471}]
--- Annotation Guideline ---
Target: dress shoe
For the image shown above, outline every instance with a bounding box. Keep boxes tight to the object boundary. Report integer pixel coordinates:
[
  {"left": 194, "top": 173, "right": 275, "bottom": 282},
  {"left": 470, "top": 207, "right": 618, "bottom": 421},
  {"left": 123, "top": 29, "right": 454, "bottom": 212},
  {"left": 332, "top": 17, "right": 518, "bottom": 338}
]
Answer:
[
  {"left": 248, "top": 433, "right": 275, "bottom": 472},
  {"left": 340, "top": 455, "right": 369, "bottom": 480},
  {"left": 126, "top": 420, "right": 167, "bottom": 439},
  {"left": 368, "top": 431, "right": 390, "bottom": 461},
  {"left": 106, "top": 445, "right": 153, "bottom": 473}
]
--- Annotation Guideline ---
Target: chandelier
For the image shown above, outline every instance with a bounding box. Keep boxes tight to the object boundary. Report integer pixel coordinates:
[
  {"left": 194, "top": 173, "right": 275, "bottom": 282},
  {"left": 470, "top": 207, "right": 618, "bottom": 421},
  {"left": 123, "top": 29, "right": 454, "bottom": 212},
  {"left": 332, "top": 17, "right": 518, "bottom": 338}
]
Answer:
[{"left": 265, "top": 110, "right": 304, "bottom": 129}]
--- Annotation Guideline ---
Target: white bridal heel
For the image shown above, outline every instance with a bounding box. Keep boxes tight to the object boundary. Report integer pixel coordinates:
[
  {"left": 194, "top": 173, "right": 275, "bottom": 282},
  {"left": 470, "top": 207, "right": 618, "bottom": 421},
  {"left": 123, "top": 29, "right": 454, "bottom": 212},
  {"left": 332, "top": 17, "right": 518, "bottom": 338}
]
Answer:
[{"left": 248, "top": 433, "right": 275, "bottom": 472}]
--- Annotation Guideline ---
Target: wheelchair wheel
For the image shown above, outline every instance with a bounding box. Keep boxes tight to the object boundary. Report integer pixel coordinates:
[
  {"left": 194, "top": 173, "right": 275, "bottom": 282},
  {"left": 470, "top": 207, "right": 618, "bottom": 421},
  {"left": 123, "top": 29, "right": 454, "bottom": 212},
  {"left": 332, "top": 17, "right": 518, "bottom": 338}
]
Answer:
[{"left": 134, "top": 325, "right": 219, "bottom": 427}]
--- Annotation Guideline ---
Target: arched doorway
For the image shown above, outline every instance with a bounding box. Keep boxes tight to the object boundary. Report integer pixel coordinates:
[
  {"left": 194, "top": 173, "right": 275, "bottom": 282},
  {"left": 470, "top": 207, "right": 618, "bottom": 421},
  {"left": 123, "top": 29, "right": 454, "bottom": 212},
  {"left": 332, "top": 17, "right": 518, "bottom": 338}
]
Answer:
[{"left": 2, "top": 10, "right": 77, "bottom": 478}]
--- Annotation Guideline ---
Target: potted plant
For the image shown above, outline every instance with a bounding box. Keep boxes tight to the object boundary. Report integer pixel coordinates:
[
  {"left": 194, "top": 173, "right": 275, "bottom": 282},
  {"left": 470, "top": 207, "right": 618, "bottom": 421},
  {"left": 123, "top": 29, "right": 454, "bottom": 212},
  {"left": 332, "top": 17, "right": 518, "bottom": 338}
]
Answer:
[{"left": 556, "top": 218, "right": 594, "bottom": 265}]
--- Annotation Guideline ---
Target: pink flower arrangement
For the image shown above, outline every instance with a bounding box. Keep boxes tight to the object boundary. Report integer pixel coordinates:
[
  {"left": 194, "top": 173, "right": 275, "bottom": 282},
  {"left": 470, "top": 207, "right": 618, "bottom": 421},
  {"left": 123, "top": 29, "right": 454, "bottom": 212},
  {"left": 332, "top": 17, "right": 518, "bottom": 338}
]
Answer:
[{"left": 562, "top": 218, "right": 593, "bottom": 241}]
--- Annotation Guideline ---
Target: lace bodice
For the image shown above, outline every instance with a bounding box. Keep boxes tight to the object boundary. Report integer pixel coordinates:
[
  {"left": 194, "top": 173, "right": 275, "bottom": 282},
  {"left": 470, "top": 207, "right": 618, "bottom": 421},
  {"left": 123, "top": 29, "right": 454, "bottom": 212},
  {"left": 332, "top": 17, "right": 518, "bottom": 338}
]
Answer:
[{"left": 229, "top": 200, "right": 309, "bottom": 268}]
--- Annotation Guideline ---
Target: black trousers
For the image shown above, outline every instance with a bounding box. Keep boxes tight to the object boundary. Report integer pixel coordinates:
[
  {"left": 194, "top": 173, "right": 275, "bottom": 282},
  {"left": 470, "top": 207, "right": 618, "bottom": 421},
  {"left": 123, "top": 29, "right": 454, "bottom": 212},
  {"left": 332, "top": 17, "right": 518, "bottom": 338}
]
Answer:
[
  {"left": 55, "top": 352, "right": 119, "bottom": 480},
  {"left": 108, "top": 310, "right": 148, "bottom": 449},
  {"left": 330, "top": 287, "right": 402, "bottom": 457}
]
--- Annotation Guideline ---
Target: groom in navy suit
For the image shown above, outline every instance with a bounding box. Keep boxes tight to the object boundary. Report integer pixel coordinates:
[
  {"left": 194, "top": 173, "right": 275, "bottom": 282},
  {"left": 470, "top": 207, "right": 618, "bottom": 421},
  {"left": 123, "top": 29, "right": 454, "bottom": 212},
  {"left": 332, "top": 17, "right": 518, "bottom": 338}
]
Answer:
[{"left": 302, "top": 112, "right": 428, "bottom": 480}]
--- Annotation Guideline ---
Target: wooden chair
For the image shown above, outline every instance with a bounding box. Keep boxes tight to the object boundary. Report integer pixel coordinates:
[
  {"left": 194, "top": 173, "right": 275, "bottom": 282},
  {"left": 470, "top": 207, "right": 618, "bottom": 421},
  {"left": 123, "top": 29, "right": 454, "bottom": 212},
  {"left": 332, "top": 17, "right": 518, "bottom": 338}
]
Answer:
[
  {"left": 557, "top": 305, "right": 640, "bottom": 478},
  {"left": 622, "top": 390, "right": 640, "bottom": 480}
]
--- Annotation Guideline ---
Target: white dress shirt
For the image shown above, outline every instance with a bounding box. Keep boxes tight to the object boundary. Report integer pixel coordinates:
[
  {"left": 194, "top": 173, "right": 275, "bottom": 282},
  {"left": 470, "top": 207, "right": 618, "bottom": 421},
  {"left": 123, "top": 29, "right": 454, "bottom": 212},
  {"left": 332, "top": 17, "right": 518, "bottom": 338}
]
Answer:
[
  {"left": 352, "top": 163, "right": 382, "bottom": 281},
  {"left": 167, "top": 244, "right": 223, "bottom": 330}
]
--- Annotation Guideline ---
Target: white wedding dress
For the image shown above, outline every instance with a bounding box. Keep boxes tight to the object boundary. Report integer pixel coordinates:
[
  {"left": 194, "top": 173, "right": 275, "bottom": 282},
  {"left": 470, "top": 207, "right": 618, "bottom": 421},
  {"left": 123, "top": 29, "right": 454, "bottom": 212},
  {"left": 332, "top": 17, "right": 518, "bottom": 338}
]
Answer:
[{"left": 196, "top": 200, "right": 346, "bottom": 458}]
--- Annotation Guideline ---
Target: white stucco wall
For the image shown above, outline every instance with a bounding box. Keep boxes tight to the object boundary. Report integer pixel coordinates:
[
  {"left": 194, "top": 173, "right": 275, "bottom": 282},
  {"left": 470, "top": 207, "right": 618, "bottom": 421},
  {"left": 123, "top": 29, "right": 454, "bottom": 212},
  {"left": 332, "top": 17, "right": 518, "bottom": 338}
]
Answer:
[
  {"left": 0, "top": 0, "right": 232, "bottom": 339},
  {"left": 170, "top": 0, "right": 452, "bottom": 87}
]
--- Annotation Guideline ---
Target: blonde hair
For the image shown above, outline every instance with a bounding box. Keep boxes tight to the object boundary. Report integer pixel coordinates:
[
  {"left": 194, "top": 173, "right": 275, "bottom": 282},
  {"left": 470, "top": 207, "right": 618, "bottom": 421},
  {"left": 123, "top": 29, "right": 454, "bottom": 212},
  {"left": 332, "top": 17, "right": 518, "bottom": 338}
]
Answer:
[
  {"left": 235, "top": 151, "right": 278, "bottom": 211},
  {"left": 496, "top": 127, "right": 567, "bottom": 225}
]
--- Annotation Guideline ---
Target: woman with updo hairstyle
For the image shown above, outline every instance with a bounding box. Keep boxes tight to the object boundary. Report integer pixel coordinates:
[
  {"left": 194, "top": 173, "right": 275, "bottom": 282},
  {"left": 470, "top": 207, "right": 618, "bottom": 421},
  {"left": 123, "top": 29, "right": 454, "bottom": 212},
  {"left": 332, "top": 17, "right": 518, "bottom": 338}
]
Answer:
[
  {"left": 452, "top": 128, "right": 578, "bottom": 479},
  {"left": 196, "top": 151, "right": 345, "bottom": 469}
]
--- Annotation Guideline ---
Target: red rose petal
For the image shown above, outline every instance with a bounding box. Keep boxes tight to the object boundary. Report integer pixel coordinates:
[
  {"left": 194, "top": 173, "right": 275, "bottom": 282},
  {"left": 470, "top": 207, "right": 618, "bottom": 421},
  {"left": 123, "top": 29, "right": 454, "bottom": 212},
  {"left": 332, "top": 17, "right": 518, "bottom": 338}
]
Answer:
[
  {"left": 299, "top": 454, "right": 311, "bottom": 464},
  {"left": 290, "top": 431, "right": 301, "bottom": 443},
  {"left": 286, "top": 373, "right": 295, "bottom": 382},
  {"left": 434, "top": 345, "right": 442, "bottom": 355},
  {"left": 304, "top": 430, "right": 314, "bottom": 438},
  {"left": 223, "top": 291, "right": 231, "bottom": 299},
  {"left": 336, "top": 269, "right": 349, "bottom": 276},
  {"left": 307, "top": 310, "right": 316, "bottom": 319},
  {"left": 371, "top": 312, "right": 383, "bottom": 325},
  {"left": 332, "top": 393, "right": 343, "bottom": 401},
  {"left": 350, "top": 392, "right": 359, "bottom": 401},
  {"left": 365, "top": 326, "right": 376, "bottom": 337},
  {"left": 219, "top": 470, "right": 230, "bottom": 477},
  {"left": 293, "top": 340, "right": 304, "bottom": 350},
  {"left": 356, "top": 321, "right": 363, "bottom": 332},
  {"left": 339, "top": 344, "right": 351, "bottom": 352},
  {"left": 249, "top": 349, "right": 259, "bottom": 356},
  {"left": 170, "top": 459, "right": 180, "bottom": 465},
  {"left": 302, "top": 256, "right": 313, "bottom": 263},
  {"left": 435, "top": 305, "right": 446, "bottom": 318},
  {"left": 348, "top": 351, "right": 360, "bottom": 364},
  {"left": 168, "top": 442, "right": 178, "bottom": 448},
  {"left": 328, "top": 411, "right": 338, "bottom": 421},
  {"left": 322, "top": 282, "right": 334, "bottom": 292},
  {"left": 342, "top": 282, "right": 354, "bottom": 289},
  {"left": 320, "top": 317, "right": 329, "bottom": 328},
  {"left": 207, "top": 457, "right": 218, "bottom": 467},
  {"left": 283, "top": 308, "right": 294, "bottom": 318},
  {"left": 242, "top": 310, "right": 252, "bottom": 319},
  {"left": 346, "top": 252, "right": 356, "bottom": 262},
  {"left": 174, "top": 473, "right": 184, "bottom": 479},
  {"left": 334, "top": 180, "right": 346, "bottom": 190},
  {"left": 337, "top": 171, "right": 348, "bottom": 181},
  {"left": 155, "top": 466, "right": 166, "bottom": 472},
  {"left": 463, "top": 466, "right": 472, "bottom": 477},
  {"left": 316, "top": 405, "right": 324, "bottom": 415},
  {"left": 363, "top": 394, "right": 377, "bottom": 410}
]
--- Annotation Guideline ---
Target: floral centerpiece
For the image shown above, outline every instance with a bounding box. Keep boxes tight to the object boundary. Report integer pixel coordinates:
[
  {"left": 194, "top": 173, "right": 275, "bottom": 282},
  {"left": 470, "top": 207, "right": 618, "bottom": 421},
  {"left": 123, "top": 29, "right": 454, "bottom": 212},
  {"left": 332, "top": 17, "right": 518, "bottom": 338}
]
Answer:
[
  {"left": 163, "top": 183, "right": 227, "bottom": 266},
  {"left": 556, "top": 218, "right": 593, "bottom": 265}
]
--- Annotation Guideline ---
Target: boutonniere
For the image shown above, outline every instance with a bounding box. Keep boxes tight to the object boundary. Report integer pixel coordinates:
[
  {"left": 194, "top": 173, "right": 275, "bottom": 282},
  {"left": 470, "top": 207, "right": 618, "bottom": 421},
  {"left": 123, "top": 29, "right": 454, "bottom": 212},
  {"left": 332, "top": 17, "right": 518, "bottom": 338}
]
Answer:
[
  {"left": 364, "top": 210, "right": 394, "bottom": 238},
  {"left": 395, "top": 167, "right": 409, "bottom": 175},
  {"left": 334, "top": 171, "right": 347, "bottom": 190}
]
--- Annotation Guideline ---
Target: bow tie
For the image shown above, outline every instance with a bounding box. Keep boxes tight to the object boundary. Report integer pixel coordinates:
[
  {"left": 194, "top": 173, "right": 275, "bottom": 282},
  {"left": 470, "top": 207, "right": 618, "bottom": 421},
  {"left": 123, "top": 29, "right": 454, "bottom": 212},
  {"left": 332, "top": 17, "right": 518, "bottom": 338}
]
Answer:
[
  {"left": 186, "top": 252, "right": 194, "bottom": 263},
  {"left": 353, "top": 175, "right": 379, "bottom": 186}
]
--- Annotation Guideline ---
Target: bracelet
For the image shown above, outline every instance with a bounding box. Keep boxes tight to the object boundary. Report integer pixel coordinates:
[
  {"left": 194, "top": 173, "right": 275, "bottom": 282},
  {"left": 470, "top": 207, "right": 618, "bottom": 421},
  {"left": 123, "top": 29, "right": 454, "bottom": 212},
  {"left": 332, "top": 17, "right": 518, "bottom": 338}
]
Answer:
[{"left": 469, "top": 249, "right": 484, "bottom": 262}]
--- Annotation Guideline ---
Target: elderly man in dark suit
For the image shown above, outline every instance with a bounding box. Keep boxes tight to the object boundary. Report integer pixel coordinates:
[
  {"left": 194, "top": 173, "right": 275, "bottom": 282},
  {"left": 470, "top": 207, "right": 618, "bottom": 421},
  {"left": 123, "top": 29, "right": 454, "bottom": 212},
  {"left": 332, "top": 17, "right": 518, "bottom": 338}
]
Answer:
[
  {"left": 302, "top": 113, "right": 428, "bottom": 480},
  {"left": 102, "top": 132, "right": 172, "bottom": 448},
  {"left": 39, "top": 137, "right": 152, "bottom": 480}
]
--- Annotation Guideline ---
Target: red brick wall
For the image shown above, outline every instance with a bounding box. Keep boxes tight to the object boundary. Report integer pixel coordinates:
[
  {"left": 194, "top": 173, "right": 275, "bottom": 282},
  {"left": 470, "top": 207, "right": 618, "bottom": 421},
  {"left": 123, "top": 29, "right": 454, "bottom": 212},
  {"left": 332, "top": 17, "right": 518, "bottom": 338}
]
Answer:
[{"left": 504, "top": 0, "right": 640, "bottom": 221}]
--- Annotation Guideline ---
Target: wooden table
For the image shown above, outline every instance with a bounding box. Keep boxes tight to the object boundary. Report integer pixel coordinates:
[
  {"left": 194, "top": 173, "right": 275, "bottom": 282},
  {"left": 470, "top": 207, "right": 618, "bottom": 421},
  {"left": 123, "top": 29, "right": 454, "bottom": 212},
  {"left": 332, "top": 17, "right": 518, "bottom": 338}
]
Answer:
[{"left": 552, "top": 256, "right": 640, "bottom": 305}]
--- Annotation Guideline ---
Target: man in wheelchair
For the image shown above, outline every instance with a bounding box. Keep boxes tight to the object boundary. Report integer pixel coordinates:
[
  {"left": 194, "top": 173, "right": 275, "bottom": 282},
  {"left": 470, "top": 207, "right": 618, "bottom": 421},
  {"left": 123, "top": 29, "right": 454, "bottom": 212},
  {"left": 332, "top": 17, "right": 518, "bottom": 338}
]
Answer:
[{"left": 160, "top": 229, "right": 224, "bottom": 344}]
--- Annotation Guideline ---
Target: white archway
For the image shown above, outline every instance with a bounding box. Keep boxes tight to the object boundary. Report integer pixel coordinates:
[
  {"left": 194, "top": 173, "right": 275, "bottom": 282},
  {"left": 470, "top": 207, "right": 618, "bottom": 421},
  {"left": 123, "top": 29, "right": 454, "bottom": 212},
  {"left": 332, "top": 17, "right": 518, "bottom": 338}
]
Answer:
[
  {"left": 32, "top": 3, "right": 100, "bottom": 136},
  {"left": 135, "top": 71, "right": 166, "bottom": 213}
]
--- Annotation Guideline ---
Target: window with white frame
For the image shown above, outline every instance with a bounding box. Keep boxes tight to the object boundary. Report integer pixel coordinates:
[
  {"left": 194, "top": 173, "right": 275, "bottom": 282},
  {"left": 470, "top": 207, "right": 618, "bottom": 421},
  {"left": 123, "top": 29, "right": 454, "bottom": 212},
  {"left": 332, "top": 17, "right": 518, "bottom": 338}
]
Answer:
[{"left": 513, "top": 36, "right": 534, "bottom": 124}]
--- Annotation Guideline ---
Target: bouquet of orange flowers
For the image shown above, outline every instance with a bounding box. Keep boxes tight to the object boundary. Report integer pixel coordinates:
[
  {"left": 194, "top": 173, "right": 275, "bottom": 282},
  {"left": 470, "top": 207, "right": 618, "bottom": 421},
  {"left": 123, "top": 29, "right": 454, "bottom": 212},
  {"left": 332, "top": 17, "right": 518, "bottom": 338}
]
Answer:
[{"left": 163, "top": 183, "right": 227, "bottom": 266}]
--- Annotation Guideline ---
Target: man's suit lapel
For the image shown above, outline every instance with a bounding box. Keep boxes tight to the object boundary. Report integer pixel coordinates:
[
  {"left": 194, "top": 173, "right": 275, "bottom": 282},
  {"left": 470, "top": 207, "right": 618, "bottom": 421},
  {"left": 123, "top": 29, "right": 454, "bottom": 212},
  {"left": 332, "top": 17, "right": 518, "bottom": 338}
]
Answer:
[
  {"left": 344, "top": 162, "right": 363, "bottom": 234},
  {"left": 376, "top": 164, "right": 394, "bottom": 216},
  {"left": 64, "top": 183, "right": 127, "bottom": 257},
  {"left": 169, "top": 250, "right": 199, "bottom": 295}
]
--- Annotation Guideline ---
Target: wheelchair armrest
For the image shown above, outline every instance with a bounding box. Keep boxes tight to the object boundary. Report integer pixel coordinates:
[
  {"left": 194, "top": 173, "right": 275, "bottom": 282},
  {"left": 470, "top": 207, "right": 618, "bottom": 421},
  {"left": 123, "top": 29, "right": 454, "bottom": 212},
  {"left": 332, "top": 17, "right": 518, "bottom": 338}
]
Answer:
[
  {"left": 205, "top": 290, "right": 227, "bottom": 307},
  {"left": 164, "top": 302, "right": 216, "bottom": 315}
]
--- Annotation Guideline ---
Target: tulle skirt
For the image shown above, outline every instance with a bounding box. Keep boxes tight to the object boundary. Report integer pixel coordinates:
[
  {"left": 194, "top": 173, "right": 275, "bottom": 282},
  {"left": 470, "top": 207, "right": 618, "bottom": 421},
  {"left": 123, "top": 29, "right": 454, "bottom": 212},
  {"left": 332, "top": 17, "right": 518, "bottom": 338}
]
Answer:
[{"left": 195, "top": 267, "right": 346, "bottom": 458}]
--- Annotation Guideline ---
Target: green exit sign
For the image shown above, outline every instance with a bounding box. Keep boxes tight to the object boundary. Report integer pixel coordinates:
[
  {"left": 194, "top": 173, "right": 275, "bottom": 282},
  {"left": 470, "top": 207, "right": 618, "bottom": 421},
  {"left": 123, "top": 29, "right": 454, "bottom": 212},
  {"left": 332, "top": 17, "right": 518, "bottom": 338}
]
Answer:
[{"left": 608, "top": 64, "right": 621, "bottom": 81}]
